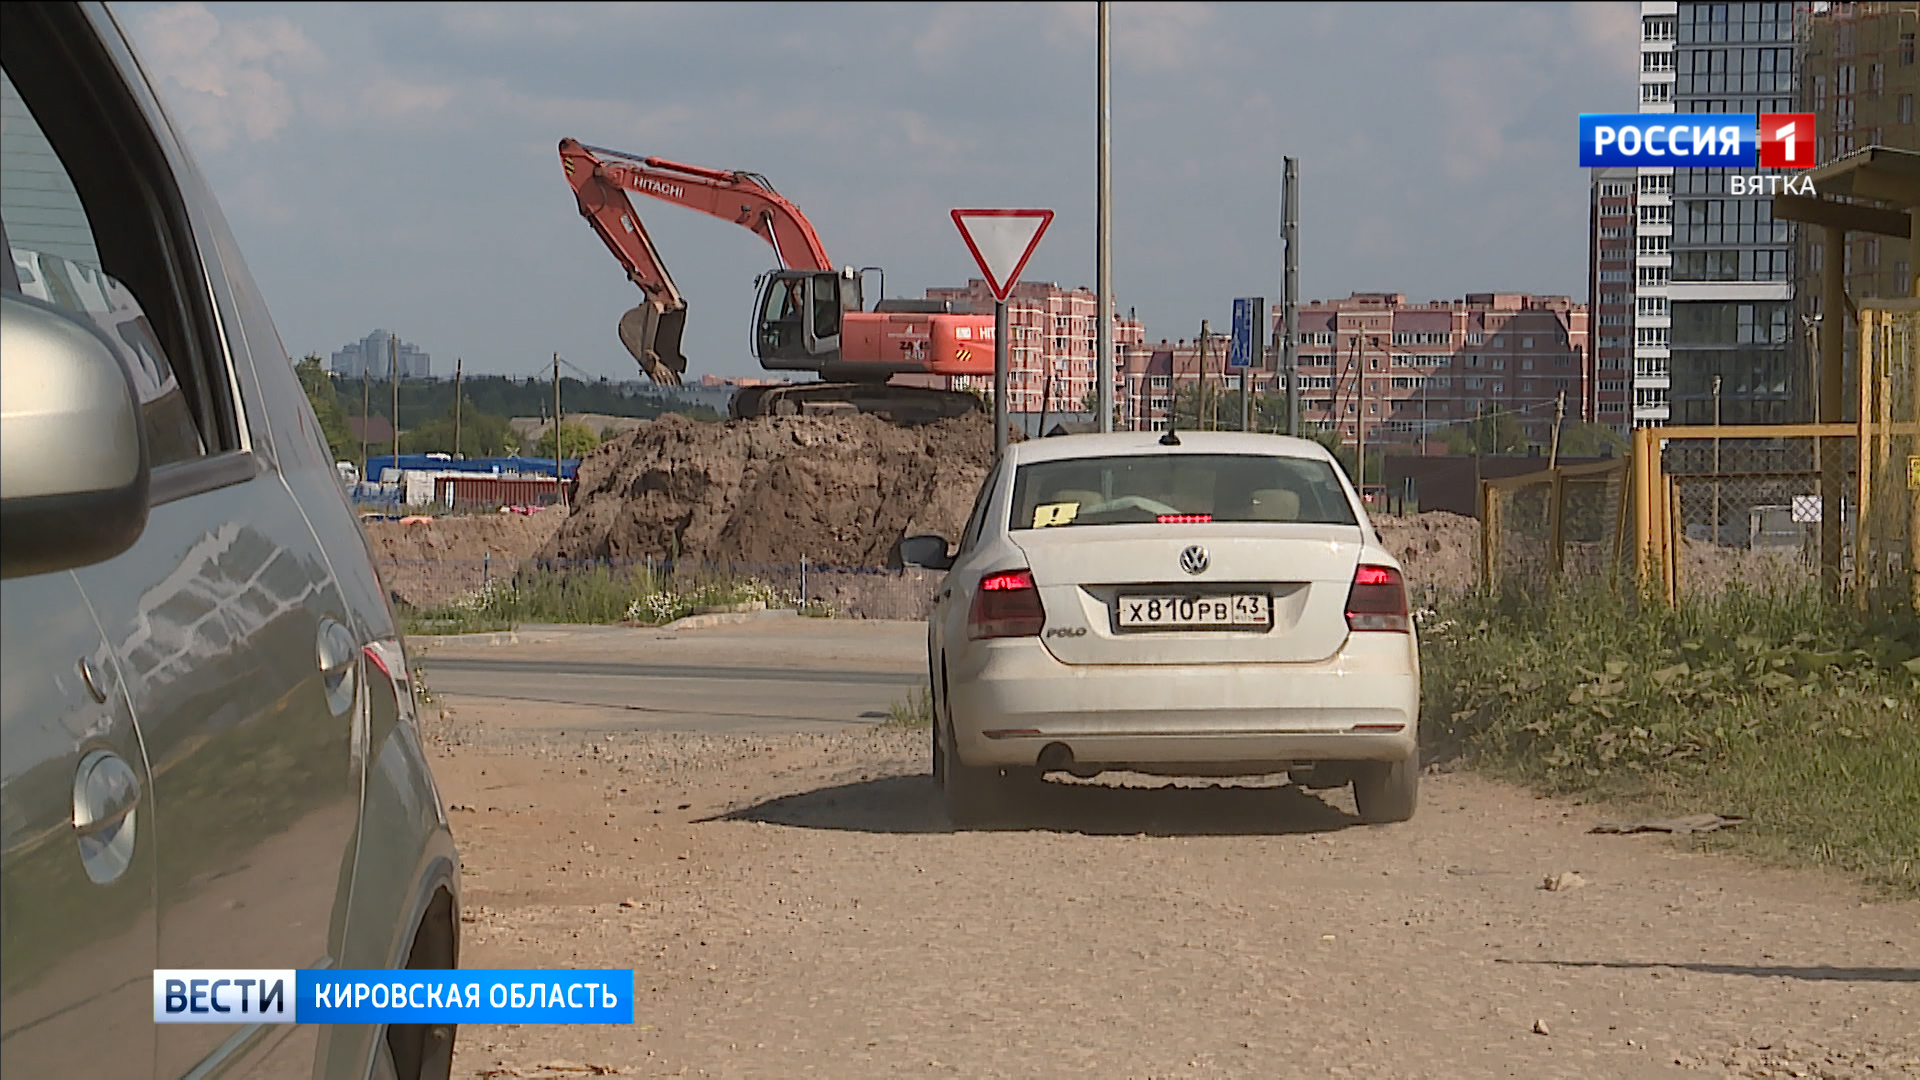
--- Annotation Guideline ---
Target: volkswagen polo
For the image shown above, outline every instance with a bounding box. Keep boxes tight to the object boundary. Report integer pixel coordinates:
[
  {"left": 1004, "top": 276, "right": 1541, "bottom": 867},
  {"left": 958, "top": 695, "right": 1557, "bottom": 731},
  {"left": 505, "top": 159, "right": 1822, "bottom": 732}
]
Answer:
[{"left": 902, "top": 431, "right": 1421, "bottom": 827}]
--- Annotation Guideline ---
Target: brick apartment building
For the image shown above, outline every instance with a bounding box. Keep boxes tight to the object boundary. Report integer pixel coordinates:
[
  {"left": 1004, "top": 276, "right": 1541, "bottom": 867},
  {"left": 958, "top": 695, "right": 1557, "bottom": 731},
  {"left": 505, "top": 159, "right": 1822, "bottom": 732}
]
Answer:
[
  {"left": 1281, "top": 293, "right": 1590, "bottom": 448},
  {"left": 1108, "top": 293, "right": 1590, "bottom": 444},
  {"left": 1797, "top": 2, "right": 1918, "bottom": 348},
  {"left": 924, "top": 280, "right": 1146, "bottom": 416},
  {"left": 1115, "top": 336, "right": 1287, "bottom": 431},
  {"left": 1589, "top": 167, "right": 1637, "bottom": 433}
]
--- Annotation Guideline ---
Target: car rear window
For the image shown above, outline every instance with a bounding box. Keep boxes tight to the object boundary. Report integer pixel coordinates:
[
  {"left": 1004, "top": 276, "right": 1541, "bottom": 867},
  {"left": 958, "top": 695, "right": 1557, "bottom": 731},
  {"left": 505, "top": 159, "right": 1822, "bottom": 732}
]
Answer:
[{"left": 1010, "top": 453, "right": 1358, "bottom": 530}]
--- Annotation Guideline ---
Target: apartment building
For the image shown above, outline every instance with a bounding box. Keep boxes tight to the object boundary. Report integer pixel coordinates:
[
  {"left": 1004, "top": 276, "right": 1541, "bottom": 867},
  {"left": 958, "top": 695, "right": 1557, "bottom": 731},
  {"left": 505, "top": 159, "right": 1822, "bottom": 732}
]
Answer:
[
  {"left": 1288, "top": 293, "right": 1589, "bottom": 448},
  {"left": 1637, "top": 1, "right": 1803, "bottom": 427},
  {"left": 1114, "top": 336, "right": 1285, "bottom": 431},
  {"left": 1590, "top": 166, "right": 1639, "bottom": 432},
  {"left": 1796, "top": 1, "right": 1919, "bottom": 340},
  {"left": 924, "top": 280, "right": 1146, "bottom": 416},
  {"left": 331, "top": 329, "right": 431, "bottom": 380}
]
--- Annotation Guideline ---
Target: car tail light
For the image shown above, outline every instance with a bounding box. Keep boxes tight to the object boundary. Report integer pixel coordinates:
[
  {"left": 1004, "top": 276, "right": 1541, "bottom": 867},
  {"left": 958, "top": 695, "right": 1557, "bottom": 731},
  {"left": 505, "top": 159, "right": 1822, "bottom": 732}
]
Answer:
[
  {"left": 1344, "top": 564, "right": 1409, "bottom": 633},
  {"left": 1156, "top": 513, "right": 1212, "bottom": 523},
  {"left": 968, "top": 569, "right": 1046, "bottom": 639}
]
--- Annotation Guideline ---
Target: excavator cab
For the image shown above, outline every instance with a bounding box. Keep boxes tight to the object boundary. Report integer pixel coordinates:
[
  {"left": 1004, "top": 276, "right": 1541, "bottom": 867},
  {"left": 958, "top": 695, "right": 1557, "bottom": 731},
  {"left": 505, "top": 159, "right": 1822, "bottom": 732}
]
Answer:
[{"left": 754, "top": 269, "right": 859, "bottom": 368}]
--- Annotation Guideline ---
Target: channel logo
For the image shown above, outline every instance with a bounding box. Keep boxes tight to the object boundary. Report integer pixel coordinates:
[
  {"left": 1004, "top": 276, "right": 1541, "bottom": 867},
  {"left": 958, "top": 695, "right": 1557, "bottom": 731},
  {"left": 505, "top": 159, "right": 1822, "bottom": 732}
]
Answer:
[
  {"left": 154, "top": 970, "right": 294, "bottom": 1024},
  {"left": 1579, "top": 114, "right": 1815, "bottom": 169},
  {"left": 154, "top": 969, "right": 636, "bottom": 1024}
]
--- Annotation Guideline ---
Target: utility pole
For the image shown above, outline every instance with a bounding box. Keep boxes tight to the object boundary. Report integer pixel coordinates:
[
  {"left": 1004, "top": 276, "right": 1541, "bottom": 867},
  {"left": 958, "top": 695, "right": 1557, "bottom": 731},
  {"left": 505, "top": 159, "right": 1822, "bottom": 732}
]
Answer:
[
  {"left": 1197, "top": 320, "right": 1211, "bottom": 430},
  {"left": 1095, "top": 0, "right": 1114, "bottom": 433},
  {"left": 389, "top": 333, "right": 401, "bottom": 462},
  {"left": 1357, "top": 337, "right": 1370, "bottom": 495},
  {"left": 1281, "top": 157, "right": 1300, "bottom": 437},
  {"left": 360, "top": 365, "right": 370, "bottom": 481},
  {"left": 1421, "top": 377, "right": 1429, "bottom": 456},
  {"left": 554, "top": 352, "right": 568, "bottom": 512},
  {"left": 452, "top": 357, "right": 464, "bottom": 459},
  {"left": 1548, "top": 389, "right": 1566, "bottom": 469},
  {"left": 1712, "top": 373, "right": 1723, "bottom": 545},
  {"left": 1039, "top": 368, "right": 1054, "bottom": 439}
]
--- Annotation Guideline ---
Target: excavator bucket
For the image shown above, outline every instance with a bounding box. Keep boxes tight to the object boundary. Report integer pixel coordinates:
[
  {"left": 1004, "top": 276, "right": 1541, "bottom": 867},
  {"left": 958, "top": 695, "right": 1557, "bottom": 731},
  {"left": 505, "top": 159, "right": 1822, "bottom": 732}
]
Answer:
[{"left": 618, "top": 301, "right": 689, "bottom": 386}]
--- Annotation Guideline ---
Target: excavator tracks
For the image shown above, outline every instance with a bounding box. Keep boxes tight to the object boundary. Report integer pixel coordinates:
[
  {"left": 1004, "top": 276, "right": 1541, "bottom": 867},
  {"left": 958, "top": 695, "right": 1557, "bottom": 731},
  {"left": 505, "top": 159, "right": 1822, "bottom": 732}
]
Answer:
[{"left": 728, "top": 383, "right": 983, "bottom": 426}]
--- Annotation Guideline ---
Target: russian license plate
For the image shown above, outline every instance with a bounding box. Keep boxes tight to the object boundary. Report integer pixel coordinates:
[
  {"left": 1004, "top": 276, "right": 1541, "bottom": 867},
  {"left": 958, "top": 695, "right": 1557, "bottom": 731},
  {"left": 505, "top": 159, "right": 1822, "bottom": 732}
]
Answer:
[{"left": 1116, "top": 593, "right": 1271, "bottom": 630}]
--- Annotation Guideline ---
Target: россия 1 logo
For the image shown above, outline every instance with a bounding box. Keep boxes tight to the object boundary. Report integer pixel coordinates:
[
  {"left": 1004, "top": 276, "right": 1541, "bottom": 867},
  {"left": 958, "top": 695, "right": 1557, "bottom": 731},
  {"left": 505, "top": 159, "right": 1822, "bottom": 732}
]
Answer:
[
  {"left": 1580, "top": 114, "right": 1814, "bottom": 168},
  {"left": 1580, "top": 113, "right": 1815, "bottom": 194}
]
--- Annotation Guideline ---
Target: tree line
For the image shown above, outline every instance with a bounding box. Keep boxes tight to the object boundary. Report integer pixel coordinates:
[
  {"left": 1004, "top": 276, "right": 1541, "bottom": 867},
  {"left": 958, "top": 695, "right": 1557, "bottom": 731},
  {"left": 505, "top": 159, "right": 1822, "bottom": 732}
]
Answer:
[{"left": 295, "top": 356, "right": 719, "bottom": 464}]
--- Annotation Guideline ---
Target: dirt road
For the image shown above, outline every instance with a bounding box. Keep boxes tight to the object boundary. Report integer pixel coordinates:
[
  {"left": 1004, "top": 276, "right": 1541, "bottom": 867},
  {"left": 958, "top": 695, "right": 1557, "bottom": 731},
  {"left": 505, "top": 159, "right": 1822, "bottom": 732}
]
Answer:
[{"left": 420, "top": 623, "right": 1918, "bottom": 1079}]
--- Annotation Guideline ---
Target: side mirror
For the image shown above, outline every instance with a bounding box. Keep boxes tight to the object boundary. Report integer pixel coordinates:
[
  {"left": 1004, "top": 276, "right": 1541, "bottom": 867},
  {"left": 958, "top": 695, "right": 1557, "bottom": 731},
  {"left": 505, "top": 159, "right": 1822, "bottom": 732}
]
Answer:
[
  {"left": 897, "top": 534, "right": 954, "bottom": 571},
  {"left": 1, "top": 292, "right": 150, "bottom": 578}
]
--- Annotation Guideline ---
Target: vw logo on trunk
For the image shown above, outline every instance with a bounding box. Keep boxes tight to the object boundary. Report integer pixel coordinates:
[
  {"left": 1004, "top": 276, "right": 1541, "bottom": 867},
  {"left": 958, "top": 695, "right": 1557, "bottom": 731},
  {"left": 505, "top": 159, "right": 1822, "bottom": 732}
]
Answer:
[{"left": 1178, "top": 545, "right": 1210, "bottom": 575}]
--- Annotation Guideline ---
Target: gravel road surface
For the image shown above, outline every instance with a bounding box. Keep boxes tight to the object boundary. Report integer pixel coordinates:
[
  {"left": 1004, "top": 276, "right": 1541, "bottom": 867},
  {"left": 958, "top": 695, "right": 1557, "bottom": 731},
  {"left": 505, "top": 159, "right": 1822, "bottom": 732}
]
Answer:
[{"left": 416, "top": 622, "right": 1919, "bottom": 1079}]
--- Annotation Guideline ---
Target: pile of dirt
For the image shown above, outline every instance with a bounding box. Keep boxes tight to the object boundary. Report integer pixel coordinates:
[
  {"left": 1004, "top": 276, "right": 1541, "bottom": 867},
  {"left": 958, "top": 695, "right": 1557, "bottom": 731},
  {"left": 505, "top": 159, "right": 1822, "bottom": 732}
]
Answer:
[
  {"left": 1371, "top": 512, "right": 1481, "bottom": 597},
  {"left": 541, "top": 413, "right": 994, "bottom": 568},
  {"left": 365, "top": 506, "right": 567, "bottom": 608}
]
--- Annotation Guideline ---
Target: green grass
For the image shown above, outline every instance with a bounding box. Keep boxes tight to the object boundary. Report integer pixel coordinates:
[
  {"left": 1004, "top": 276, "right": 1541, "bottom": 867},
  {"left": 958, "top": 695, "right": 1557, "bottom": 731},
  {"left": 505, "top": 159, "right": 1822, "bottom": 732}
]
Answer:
[
  {"left": 398, "top": 566, "right": 835, "bottom": 637},
  {"left": 884, "top": 686, "right": 934, "bottom": 728},
  {"left": 1420, "top": 579, "right": 1920, "bottom": 897}
]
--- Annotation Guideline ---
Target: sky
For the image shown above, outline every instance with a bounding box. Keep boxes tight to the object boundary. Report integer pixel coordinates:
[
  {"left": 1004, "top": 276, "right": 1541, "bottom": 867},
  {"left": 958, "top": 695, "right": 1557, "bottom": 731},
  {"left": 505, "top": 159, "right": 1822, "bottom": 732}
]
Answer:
[{"left": 114, "top": 1, "right": 1641, "bottom": 382}]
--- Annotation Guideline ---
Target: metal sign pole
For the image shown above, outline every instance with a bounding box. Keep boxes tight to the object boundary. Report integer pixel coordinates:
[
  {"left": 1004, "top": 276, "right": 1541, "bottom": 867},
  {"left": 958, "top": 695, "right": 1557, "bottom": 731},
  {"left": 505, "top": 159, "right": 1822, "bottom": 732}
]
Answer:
[
  {"left": 994, "top": 298, "right": 1009, "bottom": 460},
  {"left": 1281, "top": 157, "right": 1300, "bottom": 437},
  {"left": 1095, "top": 1, "right": 1114, "bottom": 433},
  {"left": 1248, "top": 297, "right": 1264, "bottom": 431}
]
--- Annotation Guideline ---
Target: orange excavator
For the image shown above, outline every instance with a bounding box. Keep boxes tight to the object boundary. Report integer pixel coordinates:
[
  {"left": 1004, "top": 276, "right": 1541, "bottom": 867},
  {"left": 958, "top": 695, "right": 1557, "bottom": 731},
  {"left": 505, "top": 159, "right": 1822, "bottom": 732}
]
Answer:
[{"left": 559, "top": 138, "right": 994, "bottom": 421}]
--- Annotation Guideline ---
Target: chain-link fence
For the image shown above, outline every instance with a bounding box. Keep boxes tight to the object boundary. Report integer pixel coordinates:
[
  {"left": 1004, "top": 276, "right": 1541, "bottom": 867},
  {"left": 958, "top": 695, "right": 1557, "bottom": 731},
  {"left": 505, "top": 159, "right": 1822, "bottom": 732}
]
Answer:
[
  {"left": 1478, "top": 459, "right": 1630, "bottom": 591},
  {"left": 1664, "top": 436, "right": 1840, "bottom": 599},
  {"left": 1480, "top": 305, "right": 1916, "bottom": 613}
]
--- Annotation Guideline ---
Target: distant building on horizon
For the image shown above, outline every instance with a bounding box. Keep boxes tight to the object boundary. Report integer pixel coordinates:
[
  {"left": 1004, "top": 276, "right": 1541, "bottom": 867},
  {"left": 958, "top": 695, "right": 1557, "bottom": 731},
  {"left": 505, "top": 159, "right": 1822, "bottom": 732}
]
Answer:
[{"left": 331, "top": 329, "right": 430, "bottom": 380}]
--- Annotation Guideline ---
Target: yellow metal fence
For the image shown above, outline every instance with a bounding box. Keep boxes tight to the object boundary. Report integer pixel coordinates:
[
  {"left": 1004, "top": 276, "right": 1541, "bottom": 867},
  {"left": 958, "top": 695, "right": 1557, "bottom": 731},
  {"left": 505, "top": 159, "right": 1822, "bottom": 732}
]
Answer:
[{"left": 1478, "top": 306, "right": 1917, "bottom": 612}]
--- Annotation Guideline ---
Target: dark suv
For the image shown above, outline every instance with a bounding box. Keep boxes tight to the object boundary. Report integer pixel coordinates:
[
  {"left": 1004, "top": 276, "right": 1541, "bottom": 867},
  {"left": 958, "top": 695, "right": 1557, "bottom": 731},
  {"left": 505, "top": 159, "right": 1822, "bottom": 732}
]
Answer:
[{"left": 1, "top": 4, "right": 459, "bottom": 1078}]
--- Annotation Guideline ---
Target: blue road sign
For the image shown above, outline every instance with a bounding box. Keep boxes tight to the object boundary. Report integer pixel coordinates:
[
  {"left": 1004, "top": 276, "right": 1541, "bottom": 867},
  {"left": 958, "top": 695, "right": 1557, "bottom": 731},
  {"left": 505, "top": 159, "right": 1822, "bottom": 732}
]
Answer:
[{"left": 1229, "top": 297, "right": 1260, "bottom": 369}]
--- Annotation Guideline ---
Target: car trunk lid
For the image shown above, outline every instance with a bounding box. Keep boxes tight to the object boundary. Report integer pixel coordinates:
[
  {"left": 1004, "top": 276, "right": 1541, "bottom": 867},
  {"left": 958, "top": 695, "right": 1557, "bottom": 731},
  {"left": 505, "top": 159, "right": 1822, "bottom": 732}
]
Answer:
[{"left": 1009, "top": 523, "right": 1365, "bottom": 665}]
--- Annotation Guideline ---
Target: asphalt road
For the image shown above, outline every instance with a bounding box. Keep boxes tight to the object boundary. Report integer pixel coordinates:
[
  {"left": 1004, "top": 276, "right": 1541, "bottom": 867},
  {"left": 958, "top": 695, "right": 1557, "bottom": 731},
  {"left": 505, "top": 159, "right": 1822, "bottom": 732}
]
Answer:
[{"left": 415, "top": 620, "right": 928, "bottom": 736}]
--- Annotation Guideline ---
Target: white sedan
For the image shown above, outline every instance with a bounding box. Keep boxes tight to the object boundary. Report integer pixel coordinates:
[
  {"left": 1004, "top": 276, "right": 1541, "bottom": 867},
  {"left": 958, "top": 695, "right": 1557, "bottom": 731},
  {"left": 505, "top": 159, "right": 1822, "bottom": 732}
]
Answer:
[{"left": 901, "top": 431, "right": 1421, "bottom": 827}]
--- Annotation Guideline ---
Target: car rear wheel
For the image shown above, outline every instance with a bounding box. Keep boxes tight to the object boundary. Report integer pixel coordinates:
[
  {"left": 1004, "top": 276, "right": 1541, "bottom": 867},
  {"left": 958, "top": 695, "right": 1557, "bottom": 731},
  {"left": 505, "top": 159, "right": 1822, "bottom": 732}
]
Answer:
[
  {"left": 937, "top": 714, "right": 1031, "bottom": 829},
  {"left": 1352, "top": 753, "right": 1418, "bottom": 824}
]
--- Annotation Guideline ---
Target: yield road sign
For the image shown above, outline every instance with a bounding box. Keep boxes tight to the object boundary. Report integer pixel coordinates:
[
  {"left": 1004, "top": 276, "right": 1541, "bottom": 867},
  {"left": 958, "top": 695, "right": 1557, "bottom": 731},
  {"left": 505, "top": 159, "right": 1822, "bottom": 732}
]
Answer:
[{"left": 950, "top": 209, "right": 1054, "bottom": 301}]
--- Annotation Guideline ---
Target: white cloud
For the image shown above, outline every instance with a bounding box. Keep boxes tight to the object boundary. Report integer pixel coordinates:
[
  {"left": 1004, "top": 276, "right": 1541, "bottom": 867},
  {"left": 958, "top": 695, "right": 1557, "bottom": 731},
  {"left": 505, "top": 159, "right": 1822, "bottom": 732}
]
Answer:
[
  {"left": 1112, "top": 2, "right": 1225, "bottom": 73},
  {"left": 130, "top": 2, "right": 323, "bottom": 150}
]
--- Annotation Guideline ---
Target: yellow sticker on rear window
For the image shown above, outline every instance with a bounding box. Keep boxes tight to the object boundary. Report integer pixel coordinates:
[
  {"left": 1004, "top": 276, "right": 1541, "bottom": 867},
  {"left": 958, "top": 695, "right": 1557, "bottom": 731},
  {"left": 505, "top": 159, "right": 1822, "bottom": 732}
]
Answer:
[{"left": 1032, "top": 502, "right": 1079, "bottom": 528}]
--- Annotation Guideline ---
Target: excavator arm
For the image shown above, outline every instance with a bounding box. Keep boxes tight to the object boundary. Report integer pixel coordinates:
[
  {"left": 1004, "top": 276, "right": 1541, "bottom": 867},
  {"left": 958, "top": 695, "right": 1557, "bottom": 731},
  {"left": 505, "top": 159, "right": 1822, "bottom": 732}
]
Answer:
[{"left": 559, "top": 138, "right": 838, "bottom": 385}]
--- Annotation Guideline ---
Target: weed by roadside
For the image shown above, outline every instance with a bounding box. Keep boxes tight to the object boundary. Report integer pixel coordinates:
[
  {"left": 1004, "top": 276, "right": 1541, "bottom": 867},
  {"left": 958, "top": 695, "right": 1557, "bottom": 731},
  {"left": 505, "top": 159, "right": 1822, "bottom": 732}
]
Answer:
[
  {"left": 399, "top": 566, "right": 834, "bottom": 637},
  {"left": 1421, "top": 580, "right": 1920, "bottom": 897},
  {"left": 884, "top": 686, "right": 934, "bottom": 727}
]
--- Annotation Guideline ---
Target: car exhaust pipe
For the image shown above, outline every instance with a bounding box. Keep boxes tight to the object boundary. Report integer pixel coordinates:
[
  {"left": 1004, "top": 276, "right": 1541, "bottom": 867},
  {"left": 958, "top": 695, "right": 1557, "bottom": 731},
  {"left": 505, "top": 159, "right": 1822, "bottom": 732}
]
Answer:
[{"left": 1037, "top": 742, "right": 1102, "bottom": 779}]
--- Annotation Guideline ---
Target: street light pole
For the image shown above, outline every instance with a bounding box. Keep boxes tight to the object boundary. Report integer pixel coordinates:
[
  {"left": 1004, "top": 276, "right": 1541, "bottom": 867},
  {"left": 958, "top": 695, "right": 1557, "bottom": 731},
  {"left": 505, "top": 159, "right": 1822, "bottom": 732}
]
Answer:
[
  {"left": 1095, "top": 0, "right": 1114, "bottom": 433},
  {"left": 1357, "top": 336, "right": 1374, "bottom": 495}
]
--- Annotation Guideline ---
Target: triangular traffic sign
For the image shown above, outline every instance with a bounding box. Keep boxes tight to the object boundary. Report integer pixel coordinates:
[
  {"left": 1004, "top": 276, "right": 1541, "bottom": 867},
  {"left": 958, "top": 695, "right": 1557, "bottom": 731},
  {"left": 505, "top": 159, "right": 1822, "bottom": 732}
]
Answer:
[{"left": 950, "top": 209, "right": 1054, "bottom": 301}]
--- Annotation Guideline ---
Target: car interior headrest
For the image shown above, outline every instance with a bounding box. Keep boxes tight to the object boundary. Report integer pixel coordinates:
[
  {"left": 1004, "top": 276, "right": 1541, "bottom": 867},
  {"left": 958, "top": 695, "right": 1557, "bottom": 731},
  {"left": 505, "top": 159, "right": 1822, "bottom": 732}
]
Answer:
[{"left": 1245, "top": 488, "right": 1301, "bottom": 521}]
